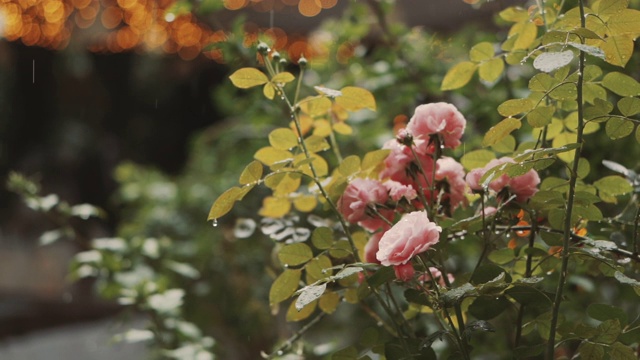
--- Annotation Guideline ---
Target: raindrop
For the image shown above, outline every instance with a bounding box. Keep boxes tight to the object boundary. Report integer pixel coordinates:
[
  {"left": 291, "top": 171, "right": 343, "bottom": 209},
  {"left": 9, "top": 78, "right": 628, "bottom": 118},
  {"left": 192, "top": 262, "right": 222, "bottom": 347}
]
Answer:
[
  {"left": 283, "top": 264, "right": 289, "bottom": 268},
  {"left": 212, "top": 219, "right": 218, "bottom": 227},
  {"left": 276, "top": 350, "right": 284, "bottom": 356},
  {"left": 233, "top": 218, "right": 256, "bottom": 238}
]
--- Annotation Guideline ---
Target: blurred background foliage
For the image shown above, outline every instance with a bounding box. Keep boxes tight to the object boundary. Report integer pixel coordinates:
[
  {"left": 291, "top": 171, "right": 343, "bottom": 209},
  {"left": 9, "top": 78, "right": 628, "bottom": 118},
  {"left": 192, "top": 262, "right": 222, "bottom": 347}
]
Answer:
[{"left": 2, "top": 0, "right": 640, "bottom": 359}]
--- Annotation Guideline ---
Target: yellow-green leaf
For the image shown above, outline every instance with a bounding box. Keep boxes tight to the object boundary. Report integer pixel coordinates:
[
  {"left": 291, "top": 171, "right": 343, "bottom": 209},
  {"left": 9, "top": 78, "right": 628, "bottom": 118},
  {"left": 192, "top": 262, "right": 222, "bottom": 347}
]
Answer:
[
  {"left": 335, "top": 86, "right": 376, "bottom": 111},
  {"left": 607, "top": 9, "right": 640, "bottom": 36},
  {"left": 311, "top": 228, "right": 334, "bottom": 250},
  {"left": 269, "top": 128, "right": 299, "bottom": 150},
  {"left": 470, "top": 42, "right": 495, "bottom": 62},
  {"left": 271, "top": 71, "right": 295, "bottom": 84},
  {"left": 319, "top": 291, "right": 341, "bottom": 314},
  {"left": 229, "top": 68, "right": 269, "bottom": 88},
  {"left": 313, "top": 119, "right": 332, "bottom": 137},
  {"left": 265, "top": 172, "right": 301, "bottom": 195},
  {"left": 460, "top": 149, "right": 496, "bottom": 170},
  {"left": 278, "top": 243, "right": 313, "bottom": 266},
  {"left": 208, "top": 186, "right": 253, "bottom": 220},
  {"left": 304, "top": 135, "right": 330, "bottom": 153},
  {"left": 294, "top": 153, "right": 329, "bottom": 177},
  {"left": 527, "top": 106, "right": 555, "bottom": 128},
  {"left": 605, "top": 118, "right": 635, "bottom": 139},
  {"left": 513, "top": 21, "right": 538, "bottom": 50},
  {"left": 293, "top": 195, "right": 317, "bottom": 212},
  {"left": 492, "top": 134, "right": 517, "bottom": 153},
  {"left": 441, "top": 61, "right": 478, "bottom": 91},
  {"left": 338, "top": 155, "right": 361, "bottom": 177},
  {"left": 499, "top": 7, "right": 529, "bottom": 22},
  {"left": 552, "top": 132, "right": 578, "bottom": 163},
  {"left": 483, "top": 118, "right": 522, "bottom": 147},
  {"left": 254, "top": 146, "right": 293, "bottom": 167},
  {"left": 305, "top": 255, "right": 333, "bottom": 283},
  {"left": 263, "top": 82, "right": 276, "bottom": 100},
  {"left": 498, "top": 98, "right": 535, "bottom": 117},
  {"left": 299, "top": 96, "right": 331, "bottom": 117},
  {"left": 239, "top": 160, "right": 263, "bottom": 185},
  {"left": 333, "top": 122, "right": 353, "bottom": 135},
  {"left": 595, "top": 0, "right": 628, "bottom": 18},
  {"left": 286, "top": 297, "right": 316, "bottom": 322},
  {"left": 618, "top": 97, "right": 640, "bottom": 116},
  {"left": 270, "top": 269, "right": 301, "bottom": 305},
  {"left": 601, "top": 34, "right": 634, "bottom": 67},
  {"left": 602, "top": 72, "right": 640, "bottom": 96},
  {"left": 259, "top": 196, "right": 291, "bottom": 218},
  {"left": 479, "top": 58, "right": 504, "bottom": 83}
]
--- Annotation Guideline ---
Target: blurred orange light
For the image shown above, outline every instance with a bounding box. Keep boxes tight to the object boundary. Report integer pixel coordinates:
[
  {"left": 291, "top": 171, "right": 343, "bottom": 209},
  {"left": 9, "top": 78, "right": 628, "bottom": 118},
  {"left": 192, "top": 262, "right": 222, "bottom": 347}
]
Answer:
[
  {"left": 116, "top": 0, "right": 135, "bottom": 10},
  {"left": 317, "top": 0, "right": 336, "bottom": 9},
  {"left": 223, "top": 0, "right": 247, "bottom": 11},
  {"left": 298, "top": 0, "right": 320, "bottom": 17},
  {"left": 100, "top": 6, "right": 121, "bottom": 29},
  {"left": 72, "top": 0, "right": 92, "bottom": 9}
]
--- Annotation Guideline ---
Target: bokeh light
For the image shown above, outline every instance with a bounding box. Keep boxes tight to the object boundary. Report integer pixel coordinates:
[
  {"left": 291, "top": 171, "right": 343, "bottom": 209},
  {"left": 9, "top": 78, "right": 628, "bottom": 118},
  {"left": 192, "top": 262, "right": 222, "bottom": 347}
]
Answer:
[{"left": 0, "top": 0, "right": 336, "bottom": 62}]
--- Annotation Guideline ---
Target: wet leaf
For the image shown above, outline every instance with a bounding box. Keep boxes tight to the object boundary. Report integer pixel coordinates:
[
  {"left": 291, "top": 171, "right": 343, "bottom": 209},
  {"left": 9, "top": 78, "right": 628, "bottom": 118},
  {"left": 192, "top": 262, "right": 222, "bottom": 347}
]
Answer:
[
  {"left": 269, "top": 128, "right": 299, "bottom": 150},
  {"left": 479, "top": 58, "right": 504, "bottom": 83},
  {"left": 271, "top": 71, "right": 295, "bottom": 84},
  {"left": 295, "top": 283, "right": 327, "bottom": 311},
  {"left": 605, "top": 118, "right": 634, "bottom": 139},
  {"left": 239, "top": 160, "right": 263, "bottom": 185},
  {"left": 311, "top": 227, "right": 334, "bottom": 250},
  {"left": 498, "top": 98, "right": 535, "bottom": 117},
  {"left": 441, "top": 61, "right": 478, "bottom": 91},
  {"left": 527, "top": 105, "right": 555, "bottom": 127},
  {"left": 578, "top": 342, "right": 604, "bottom": 360},
  {"left": 603, "top": 72, "right": 640, "bottom": 96},
  {"left": 335, "top": 86, "right": 376, "bottom": 111},
  {"left": 595, "top": 176, "right": 633, "bottom": 196},
  {"left": 229, "top": 68, "right": 269, "bottom": 88},
  {"left": 469, "top": 42, "right": 495, "bottom": 61},
  {"left": 618, "top": 97, "right": 640, "bottom": 117},
  {"left": 533, "top": 50, "right": 574, "bottom": 73},
  {"left": 286, "top": 298, "right": 316, "bottom": 322},
  {"left": 482, "top": 118, "right": 522, "bottom": 146},
  {"left": 305, "top": 255, "right": 333, "bottom": 283},
  {"left": 601, "top": 35, "right": 634, "bottom": 67},
  {"left": 269, "top": 269, "right": 301, "bottom": 305},
  {"left": 208, "top": 186, "right": 254, "bottom": 220},
  {"left": 278, "top": 243, "right": 313, "bottom": 266}
]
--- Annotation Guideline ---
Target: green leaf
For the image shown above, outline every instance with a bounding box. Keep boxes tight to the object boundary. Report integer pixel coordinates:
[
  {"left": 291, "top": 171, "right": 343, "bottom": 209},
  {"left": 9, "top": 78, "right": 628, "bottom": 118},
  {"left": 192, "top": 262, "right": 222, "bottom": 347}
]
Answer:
[
  {"left": 498, "top": 98, "right": 535, "bottom": 117},
  {"left": 505, "top": 285, "right": 551, "bottom": 307},
  {"left": 483, "top": 118, "right": 522, "bottom": 146},
  {"left": 527, "top": 106, "right": 555, "bottom": 127},
  {"left": 286, "top": 297, "right": 316, "bottom": 322},
  {"left": 605, "top": 118, "right": 635, "bottom": 139},
  {"left": 278, "top": 243, "right": 313, "bottom": 266},
  {"left": 551, "top": 132, "right": 578, "bottom": 163},
  {"left": 460, "top": 149, "right": 495, "bottom": 170},
  {"left": 271, "top": 71, "right": 295, "bottom": 84},
  {"left": 254, "top": 146, "right": 293, "bottom": 167},
  {"left": 311, "top": 227, "right": 334, "bottom": 250},
  {"left": 229, "top": 68, "right": 269, "bottom": 88},
  {"left": 269, "top": 269, "right": 302, "bottom": 305},
  {"left": 239, "top": 160, "right": 263, "bottom": 185},
  {"left": 441, "top": 61, "right": 478, "bottom": 91},
  {"left": 442, "top": 283, "right": 477, "bottom": 306},
  {"left": 269, "top": 128, "right": 299, "bottom": 150},
  {"left": 636, "top": 126, "right": 640, "bottom": 144},
  {"left": 549, "top": 83, "right": 577, "bottom": 101},
  {"left": 513, "top": 21, "right": 538, "bottom": 50},
  {"left": 331, "top": 346, "right": 358, "bottom": 360},
  {"left": 336, "top": 86, "right": 376, "bottom": 111},
  {"left": 595, "top": 319, "right": 621, "bottom": 344},
  {"left": 603, "top": 72, "right": 640, "bottom": 96},
  {"left": 319, "top": 291, "right": 340, "bottom": 314},
  {"left": 529, "top": 73, "right": 558, "bottom": 92},
  {"left": 492, "top": 134, "right": 516, "bottom": 153},
  {"left": 607, "top": 9, "right": 640, "bottom": 36},
  {"left": 595, "top": 175, "right": 633, "bottom": 196},
  {"left": 469, "top": 42, "right": 495, "bottom": 62},
  {"left": 208, "top": 186, "right": 253, "bottom": 220},
  {"left": 479, "top": 58, "right": 504, "bottom": 83},
  {"left": 601, "top": 35, "right": 635, "bottom": 67},
  {"left": 618, "top": 97, "right": 640, "bottom": 117},
  {"left": 469, "top": 296, "right": 510, "bottom": 320},
  {"left": 587, "top": 303, "right": 628, "bottom": 326},
  {"left": 306, "top": 255, "right": 333, "bottom": 284},
  {"left": 609, "top": 342, "right": 636, "bottom": 360},
  {"left": 578, "top": 342, "right": 604, "bottom": 360}
]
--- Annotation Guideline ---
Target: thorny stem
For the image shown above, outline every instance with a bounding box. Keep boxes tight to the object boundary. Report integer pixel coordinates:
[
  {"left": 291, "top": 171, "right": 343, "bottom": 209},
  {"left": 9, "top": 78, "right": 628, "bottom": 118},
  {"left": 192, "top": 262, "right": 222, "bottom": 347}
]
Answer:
[{"left": 546, "top": 1, "right": 586, "bottom": 358}]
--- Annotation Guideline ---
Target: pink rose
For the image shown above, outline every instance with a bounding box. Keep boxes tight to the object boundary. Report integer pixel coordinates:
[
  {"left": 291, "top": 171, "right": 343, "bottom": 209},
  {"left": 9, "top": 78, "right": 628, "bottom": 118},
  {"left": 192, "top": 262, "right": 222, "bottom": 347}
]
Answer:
[
  {"left": 338, "top": 178, "right": 388, "bottom": 224},
  {"left": 376, "top": 211, "right": 442, "bottom": 266},
  {"left": 384, "top": 180, "right": 417, "bottom": 202},
  {"left": 435, "top": 157, "right": 468, "bottom": 212},
  {"left": 380, "top": 139, "right": 414, "bottom": 184},
  {"left": 482, "top": 206, "right": 497, "bottom": 217},
  {"left": 394, "top": 263, "right": 415, "bottom": 282},
  {"left": 406, "top": 103, "right": 466, "bottom": 150},
  {"left": 509, "top": 169, "right": 540, "bottom": 202},
  {"left": 364, "top": 232, "right": 384, "bottom": 264}
]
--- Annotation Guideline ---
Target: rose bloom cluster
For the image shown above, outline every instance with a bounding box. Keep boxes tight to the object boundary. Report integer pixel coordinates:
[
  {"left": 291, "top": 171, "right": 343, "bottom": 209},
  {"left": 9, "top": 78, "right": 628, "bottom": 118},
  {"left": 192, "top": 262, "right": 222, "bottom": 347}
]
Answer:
[{"left": 338, "top": 103, "right": 541, "bottom": 282}]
